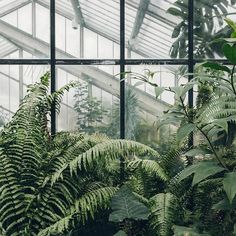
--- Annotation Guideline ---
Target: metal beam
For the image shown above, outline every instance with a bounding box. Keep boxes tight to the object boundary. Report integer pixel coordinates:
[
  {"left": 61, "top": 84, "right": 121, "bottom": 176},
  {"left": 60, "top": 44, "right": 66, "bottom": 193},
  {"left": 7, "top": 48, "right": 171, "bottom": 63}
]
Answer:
[
  {"left": 34, "top": 0, "right": 170, "bottom": 58},
  {"left": 0, "top": 19, "right": 169, "bottom": 117},
  {"left": 0, "top": 0, "right": 32, "bottom": 17},
  {"left": 70, "top": 0, "right": 85, "bottom": 28}
]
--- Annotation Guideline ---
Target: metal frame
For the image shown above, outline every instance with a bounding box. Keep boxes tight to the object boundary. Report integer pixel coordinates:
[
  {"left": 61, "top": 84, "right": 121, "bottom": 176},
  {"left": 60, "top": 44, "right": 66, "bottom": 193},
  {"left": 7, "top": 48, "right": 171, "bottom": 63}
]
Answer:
[{"left": 0, "top": 0, "right": 231, "bottom": 136}]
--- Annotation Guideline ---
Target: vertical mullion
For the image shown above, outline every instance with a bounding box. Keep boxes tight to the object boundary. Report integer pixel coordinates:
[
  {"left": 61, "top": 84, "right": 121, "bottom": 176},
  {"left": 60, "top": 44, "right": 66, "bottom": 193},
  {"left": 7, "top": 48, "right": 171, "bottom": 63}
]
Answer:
[
  {"left": 120, "top": 0, "right": 125, "bottom": 182},
  {"left": 120, "top": 0, "right": 125, "bottom": 140},
  {"left": 188, "top": 0, "right": 194, "bottom": 147},
  {"left": 50, "top": 0, "right": 56, "bottom": 135}
]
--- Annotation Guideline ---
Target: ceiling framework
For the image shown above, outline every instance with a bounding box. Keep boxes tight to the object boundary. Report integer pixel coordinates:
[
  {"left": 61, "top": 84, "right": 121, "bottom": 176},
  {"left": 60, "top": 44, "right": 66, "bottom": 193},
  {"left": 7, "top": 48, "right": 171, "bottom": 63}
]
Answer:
[
  {"left": 0, "top": 19, "right": 169, "bottom": 117},
  {"left": 34, "top": 0, "right": 178, "bottom": 58},
  {"left": 0, "top": 0, "right": 31, "bottom": 17},
  {"left": 70, "top": 0, "right": 85, "bottom": 28}
]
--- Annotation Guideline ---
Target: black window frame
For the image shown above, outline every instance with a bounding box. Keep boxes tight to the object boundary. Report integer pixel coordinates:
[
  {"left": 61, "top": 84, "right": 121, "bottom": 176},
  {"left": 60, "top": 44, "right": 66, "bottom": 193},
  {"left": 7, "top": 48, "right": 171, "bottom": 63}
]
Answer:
[{"left": 0, "top": 0, "right": 230, "bottom": 137}]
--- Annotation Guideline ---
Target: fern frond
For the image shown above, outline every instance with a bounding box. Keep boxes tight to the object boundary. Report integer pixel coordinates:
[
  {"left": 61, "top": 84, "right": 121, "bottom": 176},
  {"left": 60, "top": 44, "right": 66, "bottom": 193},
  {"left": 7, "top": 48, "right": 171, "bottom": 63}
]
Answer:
[
  {"left": 128, "top": 158, "right": 168, "bottom": 181},
  {"left": 37, "top": 187, "right": 117, "bottom": 236},
  {"left": 51, "top": 140, "right": 159, "bottom": 183},
  {"left": 149, "top": 193, "right": 179, "bottom": 236}
]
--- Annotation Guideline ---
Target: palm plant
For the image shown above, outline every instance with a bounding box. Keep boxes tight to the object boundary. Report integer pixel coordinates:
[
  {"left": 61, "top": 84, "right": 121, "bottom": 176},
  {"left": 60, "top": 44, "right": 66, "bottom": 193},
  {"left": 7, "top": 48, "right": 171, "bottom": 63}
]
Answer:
[{"left": 0, "top": 72, "right": 167, "bottom": 236}]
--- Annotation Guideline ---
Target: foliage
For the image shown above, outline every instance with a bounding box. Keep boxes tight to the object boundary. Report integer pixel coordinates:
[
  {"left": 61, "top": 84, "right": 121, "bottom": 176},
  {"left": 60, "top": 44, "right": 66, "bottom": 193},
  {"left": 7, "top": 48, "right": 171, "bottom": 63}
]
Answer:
[
  {"left": 125, "top": 18, "right": 236, "bottom": 235},
  {"left": 74, "top": 81, "right": 107, "bottom": 134},
  {"left": 106, "top": 86, "right": 141, "bottom": 140},
  {"left": 0, "top": 72, "right": 165, "bottom": 236},
  {"left": 167, "top": 0, "right": 236, "bottom": 58},
  {"left": 149, "top": 193, "right": 179, "bottom": 236},
  {"left": 109, "top": 185, "right": 149, "bottom": 223}
]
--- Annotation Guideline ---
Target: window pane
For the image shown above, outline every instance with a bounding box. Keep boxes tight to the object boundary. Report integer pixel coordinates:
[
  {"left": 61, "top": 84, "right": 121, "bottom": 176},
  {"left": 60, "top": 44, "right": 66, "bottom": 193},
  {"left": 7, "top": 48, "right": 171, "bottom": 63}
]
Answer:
[
  {"left": 0, "top": 2, "right": 50, "bottom": 58},
  {"left": 56, "top": 0, "right": 119, "bottom": 59},
  {"left": 125, "top": 65, "right": 185, "bottom": 146},
  {"left": 56, "top": 65, "right": 119, "bottom": 138},
  {"left": 0, "top": 65, "right": 49, "bottom": 126},
  {"left": 125, "top": 0, "right": 186, "bottom": 59}
]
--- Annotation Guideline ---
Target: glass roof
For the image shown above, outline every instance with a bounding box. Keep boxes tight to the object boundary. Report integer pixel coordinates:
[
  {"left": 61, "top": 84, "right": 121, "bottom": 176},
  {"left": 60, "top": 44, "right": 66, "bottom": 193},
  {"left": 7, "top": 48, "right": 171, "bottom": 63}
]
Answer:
[{"left": 33, "top": 0, "right": 180, "bottom": 58}]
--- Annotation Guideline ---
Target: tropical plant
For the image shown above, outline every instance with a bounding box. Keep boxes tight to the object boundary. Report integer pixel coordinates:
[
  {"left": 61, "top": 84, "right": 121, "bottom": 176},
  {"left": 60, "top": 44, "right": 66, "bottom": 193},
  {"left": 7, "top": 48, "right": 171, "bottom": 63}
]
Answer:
[
  {"left": 109, "top": 185, "right": 150, "bottom": 236},
  {"left": 106, "top": 85, "right": 141, "bottom": 140},
  {"left": 74, "top": 81, "right": 107, "bottom": 134},
  {"left": 0, "top": 72, "right": 166, "bottom": 236},
  {"left": 124, "top": 18, "right": 236, "bottom": 235},
  {"left": 168, "top": 0, "right": 236, "bottom": 58}
]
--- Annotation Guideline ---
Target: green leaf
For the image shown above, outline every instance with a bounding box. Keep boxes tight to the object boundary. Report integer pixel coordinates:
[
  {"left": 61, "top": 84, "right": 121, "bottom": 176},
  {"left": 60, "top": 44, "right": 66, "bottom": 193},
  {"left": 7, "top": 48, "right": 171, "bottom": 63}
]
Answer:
[
  {"left": 201, "top": 62, "right": 231, "bottom": 74},
  {"left": 176, "top": 123, "right": 196, "bottom": 144},
  {"left": 212, "top": 119, "right": 228, "bottom": 133},
  {"left": 155, "top": 86, "right": 165, "bottom": 98},
  {"left": 178, "top": 161, "right": 225, "bottom": 186},
  {"left": 184, "top": 148, "right": 211, "bottom": 157},
  {"left": 109, "top": 185, "right": 149, "bottom": 222},
  {"left": 223, "top": 44, "right": 236, "bottom": 64},
  {"left": 114, "top": 230, "right": 127, "bottom": 236},
  {"left": 225, "top": 18, "right": 236, "bottom": 31},
  {"left": 231, "top": 31, "right": 236, "bottom": 38},
  {"left": 172, "top": 225, "right": 210, "bottom": 236},
  {"left": 234, "top": 224, "right": 236, "bottom": 235},
  {"left": 149, "top": 193, "right": 177, "bottom": 236},
  {"left": 212, "top": 197, "right": 236, "bottom": 210},
  {"left": 223, "top": 172, "right": 236, "bottom": 204}
]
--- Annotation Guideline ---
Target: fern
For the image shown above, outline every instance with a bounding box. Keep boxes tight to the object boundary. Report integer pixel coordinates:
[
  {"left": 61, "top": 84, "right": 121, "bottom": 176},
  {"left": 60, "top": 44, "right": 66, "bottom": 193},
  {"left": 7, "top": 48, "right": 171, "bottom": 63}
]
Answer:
[
  {"left": 37, "top": 187, "right": 117, "bottom": 236},
  {"left": 149, "top": 193, "right": 178, "bottom": 236},
  {"left": 0, "top": 73, "right": 168, "bottom": 235}
]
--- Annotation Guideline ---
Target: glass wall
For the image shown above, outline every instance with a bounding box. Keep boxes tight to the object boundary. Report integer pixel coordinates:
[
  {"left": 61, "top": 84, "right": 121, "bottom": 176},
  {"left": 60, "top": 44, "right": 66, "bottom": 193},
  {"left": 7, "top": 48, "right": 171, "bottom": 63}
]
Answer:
[
  {"left": 0, "top": 63, "right": 49, "bottom": 127},
  {"left": 0, "top": 0, "right": 235, "bottom": 142}
]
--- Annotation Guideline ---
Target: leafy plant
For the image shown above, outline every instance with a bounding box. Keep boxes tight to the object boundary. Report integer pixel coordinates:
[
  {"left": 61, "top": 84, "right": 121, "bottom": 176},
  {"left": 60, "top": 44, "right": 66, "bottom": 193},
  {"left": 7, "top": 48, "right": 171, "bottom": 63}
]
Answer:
[
  {"left": 74, "top": 81, "right": 107, "bottom": 134},
  {"left": 106, "top": 86, "right": 141, "bottom": 140},
  {"left": 168, "top": 0, "right": 236, "bottom": 58},
  {"left": 109, "top": 185, "right": 149, "bottom": 223},
  {"left": 0, "top": 72, "right": 164, "bottom": 236},
  {"left": 109, "top": 185, "right": 150, "bottom": 236},
  {"left": 125, "top": 18, "right": 236, "bottom": 235}
]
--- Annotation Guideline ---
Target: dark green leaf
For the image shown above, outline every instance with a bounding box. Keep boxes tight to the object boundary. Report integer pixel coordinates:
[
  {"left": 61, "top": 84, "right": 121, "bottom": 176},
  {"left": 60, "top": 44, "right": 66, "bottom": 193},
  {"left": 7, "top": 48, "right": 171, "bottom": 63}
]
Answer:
[
  {"left": 172, "top": 23, "right": 182, "bottom": 38},
  {"left": 178, "top": 161, "right": 225, "bottom": 186},
  {"left": 177, "top": 123, "right": 196, "bottom": 144},
  {"left": 184, "top": 148, "right": 211, "bottom": 157},
  {"left": 223, "top": 172, "right": 236, "bottom": 204},
  {"left": 212, "top": 197, "right": 236, "bottom": 210},
  {"left": 201, "top": 62, "right": 231, "bottom": 74},
  {"left": 223, "top": 44, "right": 236, "bottom": 64},
  {"left": 114, "top": 230, "right": 127, "bottom": 236},
  {"left": 109, "top": 186, "right": 149, "bottom": 222}
]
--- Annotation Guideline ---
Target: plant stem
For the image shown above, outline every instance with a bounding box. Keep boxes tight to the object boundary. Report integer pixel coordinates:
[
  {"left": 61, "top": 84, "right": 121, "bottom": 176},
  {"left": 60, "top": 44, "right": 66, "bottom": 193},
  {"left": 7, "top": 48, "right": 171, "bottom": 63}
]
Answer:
[
  {"left": 180, "top": 97, "right": 189, "bottom": 118},
  {"left": 230, "top": 64, "right": 236, "bottom": 95},
  {"left": 179, "top": 96, "right": 228, "bottom": 170},
  {"left": 196, "top": 125, "right": 228, "bottom": 170}
]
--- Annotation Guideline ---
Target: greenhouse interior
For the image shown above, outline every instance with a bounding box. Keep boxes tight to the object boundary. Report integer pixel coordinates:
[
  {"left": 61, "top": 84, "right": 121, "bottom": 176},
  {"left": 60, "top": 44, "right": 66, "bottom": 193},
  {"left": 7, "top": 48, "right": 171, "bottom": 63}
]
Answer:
[{"left": 0, "top": 0, "right": 236, "bottom": 235}]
